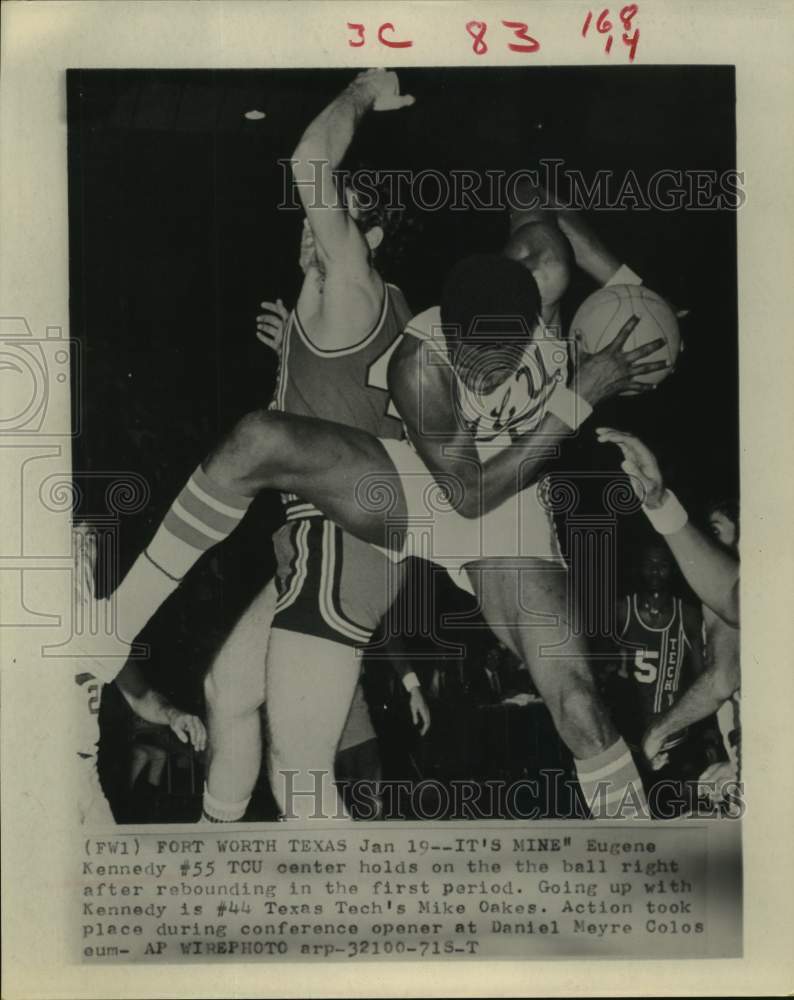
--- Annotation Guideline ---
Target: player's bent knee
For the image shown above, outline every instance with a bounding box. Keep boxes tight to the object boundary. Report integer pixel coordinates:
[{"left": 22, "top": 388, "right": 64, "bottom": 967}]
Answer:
[
  {"left": 229, "top": 409, "right": 283, "bottom": 462},
  {"left": 204, "top": 409, "right": 289, "bottom": 488}
]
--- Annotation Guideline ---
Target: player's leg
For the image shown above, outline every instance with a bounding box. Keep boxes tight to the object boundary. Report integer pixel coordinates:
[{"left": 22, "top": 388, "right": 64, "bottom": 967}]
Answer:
[
  {"left": 466, "top": 557, "right": 647, "bottom": 819},
  {"left": 265, "top": 521, "right": 405, "bottom": 821},
  {"left": 266, "top": 629, "right": 362, "bottom": 821},
  {"left": 129, "top": 745, "right": 151, "bottom": 788},
  {"left": 146, "top": 746, "right": 168, "bottom": 787},
  {"left": 83, "top": 409, "right": 405, "bottom": 677},
  {"left": 201, "top": 580, "right": 278, "bottom": 822},
  {"left": 203, "top": 410, "right": 406, "bottom": 547}
]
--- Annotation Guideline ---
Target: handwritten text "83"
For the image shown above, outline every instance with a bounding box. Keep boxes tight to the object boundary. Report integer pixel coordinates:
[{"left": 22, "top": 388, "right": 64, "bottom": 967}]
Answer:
[{"left": 346, "top": 20, "right": 541, "bottom": 54}]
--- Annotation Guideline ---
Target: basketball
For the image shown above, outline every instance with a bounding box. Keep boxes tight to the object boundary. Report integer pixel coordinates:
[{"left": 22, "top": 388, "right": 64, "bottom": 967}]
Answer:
[{"left": 570, "top": 284, "right": 681, "bottom": 394}]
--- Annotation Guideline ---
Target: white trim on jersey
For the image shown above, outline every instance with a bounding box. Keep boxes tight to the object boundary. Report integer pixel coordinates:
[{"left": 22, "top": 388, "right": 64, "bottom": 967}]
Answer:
[
  {"left": 272, "top": 314, "right": 292, "bottom": 413},
  {"left": 632, "top": 593, "right": 677, "bottom": 633},
  {"left": 620, "top": 594, "right": 632, "bottom": 637},
  {"left": 275, "top": 520, "right": 311, "bottom": 614},
  {"left": 292, "top": 283, "right": 398, "bottom": 359}
]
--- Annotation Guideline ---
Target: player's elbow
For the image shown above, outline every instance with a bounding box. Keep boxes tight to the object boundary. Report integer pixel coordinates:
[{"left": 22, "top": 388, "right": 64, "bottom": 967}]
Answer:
[
  {"left": 711, "top": 661, "right": 740, "bottom": 703},
  {"left": 444, "top": 464, "right": 483, "bottom": 519},
  {"left": 291, "top": 133, "right": 325, "bottom": 180}
]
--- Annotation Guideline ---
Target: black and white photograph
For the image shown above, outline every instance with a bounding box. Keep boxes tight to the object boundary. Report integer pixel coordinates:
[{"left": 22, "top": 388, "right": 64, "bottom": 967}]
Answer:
[
  {"left": 68, "top": 64, "right": 740, "bottom": 827},
  {"left": 1, "top": 1, "right": 792, "bottom": 995}
]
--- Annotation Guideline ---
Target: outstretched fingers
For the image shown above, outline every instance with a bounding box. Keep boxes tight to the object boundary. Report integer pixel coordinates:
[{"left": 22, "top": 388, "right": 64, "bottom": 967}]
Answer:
[
  {"left": 610, "top": 314, "right": 642, "bottom": 351},
  {"left": 595, "top": 427, "right": 633, "bottom": 444},
  {"left": 624, "top": 336, "right": 666, "bottom": 362},
  {"left": 628, "top": 360, "right": 669, "bottom": 376}
]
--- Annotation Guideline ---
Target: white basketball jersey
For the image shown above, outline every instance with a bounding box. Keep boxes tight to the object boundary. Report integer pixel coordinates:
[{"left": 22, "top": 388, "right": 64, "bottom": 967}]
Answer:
[
  {"left": 377, "top": 307, "right": 567, "bottom": 589},
  {"left": 402, "top": 306, "right": 568, "bottom": 457}
]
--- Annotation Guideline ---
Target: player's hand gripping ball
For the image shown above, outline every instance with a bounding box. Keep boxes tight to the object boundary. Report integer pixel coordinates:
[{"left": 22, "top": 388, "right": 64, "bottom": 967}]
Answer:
[{"left": 571, "top": 284, "right": 681, "bottom": 395}]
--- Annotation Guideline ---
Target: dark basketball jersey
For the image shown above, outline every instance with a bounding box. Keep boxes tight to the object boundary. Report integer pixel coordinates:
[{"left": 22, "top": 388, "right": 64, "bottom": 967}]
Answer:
[
  {"left": 619, "top": 594, "right": 695, "bottom": 749},
  {"left": 272, "top": 282, "right": 412, "bottom": 519}
]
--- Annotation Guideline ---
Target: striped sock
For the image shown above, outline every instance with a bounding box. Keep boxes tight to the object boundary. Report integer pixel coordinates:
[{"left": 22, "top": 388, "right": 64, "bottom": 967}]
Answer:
[
  {"left": 574, "top": 737, "right": 648, "bottom": 819},
  {"left": 201, "top": 783, "right": 250, "bottom": 823},
  {"left": 112, "top": 466, "right": 251, "bottom": 642},
  {"left": 148, "top": 465, "right": 252, "bottom": 578}
]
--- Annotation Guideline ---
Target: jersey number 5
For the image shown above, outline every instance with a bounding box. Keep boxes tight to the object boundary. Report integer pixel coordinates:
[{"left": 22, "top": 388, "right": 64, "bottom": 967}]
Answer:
[{"left": 633, "top": 649, "right": 659, "bottom": 684}]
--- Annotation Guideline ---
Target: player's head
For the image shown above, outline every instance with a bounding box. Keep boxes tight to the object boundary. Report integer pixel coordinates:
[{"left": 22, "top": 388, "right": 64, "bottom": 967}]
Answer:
[
  {"left": 639, "top": 543, "right": 674, "bottom": 593},
  {"left": 706, "top": 498, "right": 739, "bottom": 551},
  {"left": 299, "top": 169, "right": 405, "bottom": 275},
  {"left": 344, "top": 171, "right": 404, "bottom": 258},
  {"left": 504, "top": 222, "right": 573, "bottom": 312},
  {"left": 440, "top": 254, "right": 542, "bottom": 391}
]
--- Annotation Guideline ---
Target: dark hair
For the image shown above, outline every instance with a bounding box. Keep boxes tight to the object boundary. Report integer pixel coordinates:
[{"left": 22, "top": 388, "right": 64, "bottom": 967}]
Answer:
[
  {"left": 338, "top": 166, "right": 414, "bottom": 270},
  {"left": 706, "top": 498, "right": 740, "bottom": 535},
  {"left": 440, "top": 254, "right": 541, "bottom": 346}
]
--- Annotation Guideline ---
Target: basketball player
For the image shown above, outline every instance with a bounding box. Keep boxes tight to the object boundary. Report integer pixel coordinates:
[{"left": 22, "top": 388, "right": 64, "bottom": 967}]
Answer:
[
  {"left": 595, "top": 429, "right": 741, "bottom": 801},
  {"left": 611, "top": 544, "right": 716, "bottom": 812},
  {"left": 195, "top": 68, "right": 418, "bottom": 822},
  {"left": 74, "top": 527, "right": 206, "bottom": 825}
]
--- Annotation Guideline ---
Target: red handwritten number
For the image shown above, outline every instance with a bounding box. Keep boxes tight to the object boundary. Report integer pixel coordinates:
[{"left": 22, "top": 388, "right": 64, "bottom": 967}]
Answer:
[
  {"left": 377, "top": 22, "right": 413, "bottom": 48},
  {"left": 620, "top": 4, "right": 640, "bottom": 61},
  {"left": 466, "top": 20, "right": 488, "bottom": 55},
  {"left": 501, "top": 19, "right": 540, "bottom": 53},
  {"left": 583, "top": 7, "right": 638, "bottom": 59},
  {"left": 595, "top": 9, "right": 613, "bottom": 34},
  {"left": 347, "top": 22, "right": 365, "bottom": 47}
]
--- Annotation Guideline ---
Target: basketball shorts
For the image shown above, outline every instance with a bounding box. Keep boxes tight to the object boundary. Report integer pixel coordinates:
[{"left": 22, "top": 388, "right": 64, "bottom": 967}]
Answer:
[
  {"left": 377, "top": 438, "right": 565, "bottom": 595},
  {"left": 271, "top": 517, "right": 407, "bottom": 649}
]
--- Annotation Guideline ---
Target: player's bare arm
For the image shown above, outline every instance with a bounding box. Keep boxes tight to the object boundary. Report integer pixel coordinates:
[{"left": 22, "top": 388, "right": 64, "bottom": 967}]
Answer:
[
  {"left": 642, "top": 657, "right": 739, "bottom": 768},
  {"left": 389, "top": 318, "right": 668, "bottom": 518},
  {"left": 291, "top": 70, "right": 414, "bottom": 344},
  {"left": 597, "top": 428, "right": 740, "bottom": 626},
  {"left": 509, "top": 175, "right": 622, "bottom": 285}
]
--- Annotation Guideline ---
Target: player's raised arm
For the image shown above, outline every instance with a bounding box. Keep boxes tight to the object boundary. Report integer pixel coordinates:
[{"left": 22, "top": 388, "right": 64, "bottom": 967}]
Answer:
[
  {"left": 597, "top": 428, "right": 740, "bottom": 626},
  {"left": 291, "top": 70, "right": 414, "bottom": 272},
  {"left": 509, "top": 175, "right": 626, "bottom": 287}
]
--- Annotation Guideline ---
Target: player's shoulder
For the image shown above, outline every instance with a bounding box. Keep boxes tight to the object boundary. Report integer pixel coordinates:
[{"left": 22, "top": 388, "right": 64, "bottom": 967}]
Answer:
[
  {"left": 385, "top": 282, "right": 412, "bottom": 316},
  {"left": 403, "top": 305, "right": 442, "bottom": 343}
]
